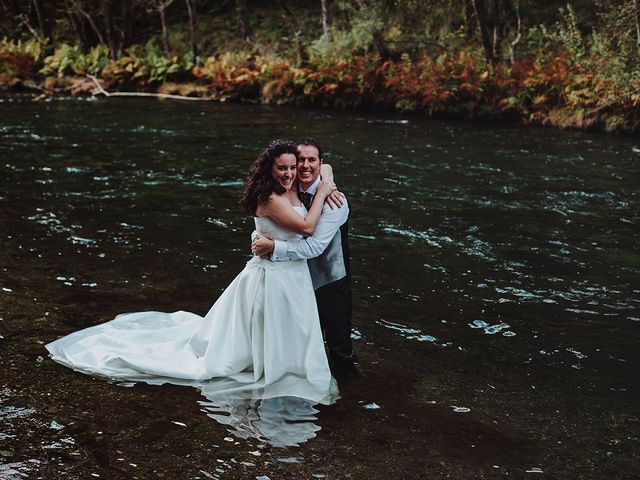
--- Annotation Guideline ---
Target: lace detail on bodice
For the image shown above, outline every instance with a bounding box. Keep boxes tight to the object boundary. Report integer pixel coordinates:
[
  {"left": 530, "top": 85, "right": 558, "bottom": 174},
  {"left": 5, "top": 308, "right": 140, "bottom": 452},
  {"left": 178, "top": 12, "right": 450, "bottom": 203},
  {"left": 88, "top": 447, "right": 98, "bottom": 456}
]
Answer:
[{"left": 254, "top": 205, "right": 306, "bottom": 242}]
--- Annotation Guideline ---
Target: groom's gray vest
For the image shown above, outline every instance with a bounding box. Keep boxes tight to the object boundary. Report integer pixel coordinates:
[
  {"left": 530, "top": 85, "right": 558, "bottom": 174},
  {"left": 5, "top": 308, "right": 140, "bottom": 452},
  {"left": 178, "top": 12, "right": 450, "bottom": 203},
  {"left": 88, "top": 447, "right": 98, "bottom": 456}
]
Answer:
[{"left": 307, "top": 215, "right": 351, "bottom": 291}]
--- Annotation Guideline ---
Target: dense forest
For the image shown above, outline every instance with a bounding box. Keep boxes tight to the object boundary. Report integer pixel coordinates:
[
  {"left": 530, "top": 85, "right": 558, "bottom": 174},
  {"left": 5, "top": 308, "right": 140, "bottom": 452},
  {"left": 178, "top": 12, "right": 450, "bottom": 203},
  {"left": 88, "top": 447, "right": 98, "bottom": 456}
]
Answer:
[{"left": 1, "top": 1, "right": 639, "bottom": 132}]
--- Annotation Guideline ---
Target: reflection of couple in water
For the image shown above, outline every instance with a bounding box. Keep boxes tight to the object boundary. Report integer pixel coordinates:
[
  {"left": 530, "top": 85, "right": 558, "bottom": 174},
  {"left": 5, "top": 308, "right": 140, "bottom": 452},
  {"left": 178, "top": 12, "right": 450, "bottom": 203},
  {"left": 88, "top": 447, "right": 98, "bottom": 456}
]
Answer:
[{"left": 46, "top": 137, "right": 356, "bottom": 445}]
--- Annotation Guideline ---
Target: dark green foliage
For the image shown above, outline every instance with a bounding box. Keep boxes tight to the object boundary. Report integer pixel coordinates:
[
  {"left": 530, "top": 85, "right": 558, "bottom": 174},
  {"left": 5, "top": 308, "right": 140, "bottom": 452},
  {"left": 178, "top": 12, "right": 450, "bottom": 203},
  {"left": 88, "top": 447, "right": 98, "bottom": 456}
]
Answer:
[{"left": 1, "top": 0, "right": 638, "bottom": 132}]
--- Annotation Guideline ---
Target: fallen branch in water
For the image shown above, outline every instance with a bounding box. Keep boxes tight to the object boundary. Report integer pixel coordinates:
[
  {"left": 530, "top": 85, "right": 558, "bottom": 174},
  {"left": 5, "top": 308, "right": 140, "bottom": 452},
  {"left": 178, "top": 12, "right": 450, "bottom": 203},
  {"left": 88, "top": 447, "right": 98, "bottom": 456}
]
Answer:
[{"left": 87, "top": 74, "right": 211, "bottom": 101}]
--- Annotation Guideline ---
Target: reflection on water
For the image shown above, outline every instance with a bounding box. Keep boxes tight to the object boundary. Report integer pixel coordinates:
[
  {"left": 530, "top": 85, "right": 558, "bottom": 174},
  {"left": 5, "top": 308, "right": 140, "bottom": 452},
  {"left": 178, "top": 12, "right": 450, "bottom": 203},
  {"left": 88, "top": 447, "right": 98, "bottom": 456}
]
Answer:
[
  {"left": 114, "top": 374, "right": 339, "bottom": 447},
  {"left": 196, "top": 375, "right": 338, "bottom": 447},
  {"left": 200, "top": 396, "right": 321, "bottom": 448}
]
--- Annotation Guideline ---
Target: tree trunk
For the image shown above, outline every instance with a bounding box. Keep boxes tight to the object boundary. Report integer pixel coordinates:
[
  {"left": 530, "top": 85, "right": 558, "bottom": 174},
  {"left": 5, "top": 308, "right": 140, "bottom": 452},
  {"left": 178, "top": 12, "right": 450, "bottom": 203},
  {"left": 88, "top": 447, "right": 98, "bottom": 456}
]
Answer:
[
  {"left": 70, "top": 0, "right": 107, "bottom": 48},
  {"left": 159, "top": 6, "right": 170, "bottom": 56},
  {"left": 634, "top": 0, "right": 640, "bottom": 48},
  {"left": 158, "top": 0, "right": 175, "bottom": 57},
  {"left": 118, "top": 1, "right": 133, "bottom": 54},
  {"left": 508, "top": 0, "right": 522, "bottom": 64},
  {"left": 320, "top": 0, "right": 330, "bottom": 38},
  {"left": 471, "top": 0, "right": 496, "bottom": 63},
  {"left": 464, "top": 0, "right": 476, "bottom": 40},
  {"left": 236, "top": 0, "right": 250, "bottom": 42},
  {"left": 101, "top": 0, "right": 117, "bottom": 59},
  {"left": 490, "top": 0, "right": 502, "bottom": 60},
  {"left": 372, "top": 30, "right": 391, "bottom": 61},
  {"left": 68, "top": 10, "right": 88, "bottom": 52},
  {"left": 185, "top": 0, "right": 199, "bottom": 64},
  {"left": 32, "top": 0, "right": 51, "bottom": 40}
]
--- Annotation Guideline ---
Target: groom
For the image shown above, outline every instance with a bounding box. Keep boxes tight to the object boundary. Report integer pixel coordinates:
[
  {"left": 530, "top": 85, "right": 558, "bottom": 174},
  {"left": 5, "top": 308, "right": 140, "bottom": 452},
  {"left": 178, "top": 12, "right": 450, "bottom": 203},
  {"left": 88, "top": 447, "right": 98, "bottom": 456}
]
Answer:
[{"left": 252, "top": 137, "right": 356, "bottom": 371}]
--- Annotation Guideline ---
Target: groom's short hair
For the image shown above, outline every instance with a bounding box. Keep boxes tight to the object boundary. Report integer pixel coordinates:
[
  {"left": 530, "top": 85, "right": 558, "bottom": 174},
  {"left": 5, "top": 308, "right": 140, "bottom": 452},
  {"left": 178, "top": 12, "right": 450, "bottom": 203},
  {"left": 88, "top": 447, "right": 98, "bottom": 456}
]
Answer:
[{"left": 296, "top": 137, "right": 323, "bottom": 161}]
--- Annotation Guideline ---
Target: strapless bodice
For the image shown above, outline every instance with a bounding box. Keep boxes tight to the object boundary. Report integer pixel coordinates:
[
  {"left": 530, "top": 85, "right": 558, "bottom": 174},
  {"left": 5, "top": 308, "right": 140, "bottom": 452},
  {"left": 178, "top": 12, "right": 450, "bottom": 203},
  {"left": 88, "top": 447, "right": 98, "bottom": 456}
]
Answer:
[{"left": 254, "top": 206, "right": 306, "bottom": 242}]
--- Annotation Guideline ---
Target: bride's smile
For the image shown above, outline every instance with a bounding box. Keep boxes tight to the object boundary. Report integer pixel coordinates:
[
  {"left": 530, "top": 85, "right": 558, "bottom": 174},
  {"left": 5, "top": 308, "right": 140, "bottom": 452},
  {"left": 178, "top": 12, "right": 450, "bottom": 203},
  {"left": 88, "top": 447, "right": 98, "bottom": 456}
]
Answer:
[{"left": 271, "top": 153, "right": 297, "bottom": 190}]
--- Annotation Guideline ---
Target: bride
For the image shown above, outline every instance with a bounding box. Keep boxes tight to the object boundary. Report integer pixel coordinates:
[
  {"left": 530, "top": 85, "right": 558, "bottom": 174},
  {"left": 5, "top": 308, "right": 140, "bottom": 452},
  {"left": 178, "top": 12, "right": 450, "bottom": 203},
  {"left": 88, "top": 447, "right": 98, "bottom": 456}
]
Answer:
[{"left": 46, "top": 139, "right": 339, "bottom": 403}]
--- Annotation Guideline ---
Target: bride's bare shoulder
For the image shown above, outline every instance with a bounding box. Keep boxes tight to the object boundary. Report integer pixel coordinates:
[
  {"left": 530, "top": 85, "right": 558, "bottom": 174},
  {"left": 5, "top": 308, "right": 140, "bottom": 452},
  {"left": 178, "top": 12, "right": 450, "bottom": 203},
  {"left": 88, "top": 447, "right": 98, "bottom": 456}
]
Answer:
[{"left": 256, "top": 193, "right": 286, "bottom": 216}]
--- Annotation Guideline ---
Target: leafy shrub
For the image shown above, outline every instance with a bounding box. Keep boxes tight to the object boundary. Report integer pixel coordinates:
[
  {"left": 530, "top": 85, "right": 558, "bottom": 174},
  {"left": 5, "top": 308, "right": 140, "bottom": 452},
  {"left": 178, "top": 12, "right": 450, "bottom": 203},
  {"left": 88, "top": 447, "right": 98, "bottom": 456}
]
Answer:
[
  {"left": 307, "top": 25, "right": 374, "bottom": 66},
  {"left": 193, "top": 51, "right": 262, "bottom": 97},
  {"left": 552, "top": 4, "right": 586, "bottom": 61},
  {"left": 307, "top": 0, "right": 387, "bottom": 67},
  {"left": 41, "top": 44, "right": 109, "bottom": 77},
  {"left": 101, "top": 40, "right": 189, "bottom": 85},
  {"left": 0, "top": 37, "right": 45, "bottom": 76},
  {"left": 259, "top": 58, "right": 298, "bottom": 104}
]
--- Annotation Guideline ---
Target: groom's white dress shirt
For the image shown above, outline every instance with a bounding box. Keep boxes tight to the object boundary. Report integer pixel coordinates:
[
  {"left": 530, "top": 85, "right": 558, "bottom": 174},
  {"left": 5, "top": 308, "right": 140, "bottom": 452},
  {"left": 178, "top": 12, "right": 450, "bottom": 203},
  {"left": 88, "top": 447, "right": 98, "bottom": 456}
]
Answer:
[{"left": 271, "top": 176, "right": 349, "bottom": 262}]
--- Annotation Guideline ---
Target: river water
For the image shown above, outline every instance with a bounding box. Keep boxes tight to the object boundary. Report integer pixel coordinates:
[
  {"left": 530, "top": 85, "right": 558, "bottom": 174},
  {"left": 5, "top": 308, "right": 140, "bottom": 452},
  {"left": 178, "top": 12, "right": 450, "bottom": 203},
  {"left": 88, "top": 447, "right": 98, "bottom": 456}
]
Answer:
[{"left": 0, "top": 96, "right": 638, "bottom": 479}]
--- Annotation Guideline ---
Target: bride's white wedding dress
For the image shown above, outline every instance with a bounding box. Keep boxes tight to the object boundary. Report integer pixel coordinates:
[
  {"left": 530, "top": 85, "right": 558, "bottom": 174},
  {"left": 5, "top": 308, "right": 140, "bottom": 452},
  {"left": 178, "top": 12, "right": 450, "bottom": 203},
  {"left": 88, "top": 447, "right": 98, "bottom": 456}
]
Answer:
[{"left": 46, "top": 206, "right": 336, "bottom": 403}]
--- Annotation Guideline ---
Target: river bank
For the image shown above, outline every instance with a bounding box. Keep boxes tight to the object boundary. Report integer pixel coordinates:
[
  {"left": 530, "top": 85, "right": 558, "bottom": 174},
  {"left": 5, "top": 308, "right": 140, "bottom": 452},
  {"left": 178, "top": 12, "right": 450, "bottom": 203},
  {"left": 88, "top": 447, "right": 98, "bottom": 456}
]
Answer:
[
  {"left": 3, "top": 1, "right": 640, "bottom": 135},
  {"left": 2, "top": 45, "right": 639, "bottom": 135}
]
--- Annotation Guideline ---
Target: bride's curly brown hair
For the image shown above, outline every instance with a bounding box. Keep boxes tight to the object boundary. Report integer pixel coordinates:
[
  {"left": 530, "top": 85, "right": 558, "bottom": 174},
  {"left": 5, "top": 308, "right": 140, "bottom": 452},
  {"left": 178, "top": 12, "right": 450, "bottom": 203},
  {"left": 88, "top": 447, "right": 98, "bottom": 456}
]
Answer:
[{"left": 240, "top": 139, "right": 298, "bottom": 216}]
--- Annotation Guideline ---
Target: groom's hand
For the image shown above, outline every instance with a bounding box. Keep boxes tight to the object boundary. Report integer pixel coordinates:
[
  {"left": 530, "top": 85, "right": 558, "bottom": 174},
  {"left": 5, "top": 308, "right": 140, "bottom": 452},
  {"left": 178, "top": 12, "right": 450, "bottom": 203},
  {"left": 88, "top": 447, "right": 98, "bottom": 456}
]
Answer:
[
  {"left": 326, "top": 190, "right": 345, "bottom": 210},
  {"left": 251, "top": 234, "right": 275, "bottom": 259}
]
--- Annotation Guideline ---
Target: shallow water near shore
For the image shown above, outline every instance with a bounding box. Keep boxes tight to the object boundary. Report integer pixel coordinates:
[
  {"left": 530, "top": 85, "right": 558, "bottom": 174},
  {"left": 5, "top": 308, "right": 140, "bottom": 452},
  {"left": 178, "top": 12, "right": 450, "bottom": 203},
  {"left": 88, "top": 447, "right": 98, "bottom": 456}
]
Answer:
[{"left": 1, "top": 96, "right": 639, "bottom": 478}]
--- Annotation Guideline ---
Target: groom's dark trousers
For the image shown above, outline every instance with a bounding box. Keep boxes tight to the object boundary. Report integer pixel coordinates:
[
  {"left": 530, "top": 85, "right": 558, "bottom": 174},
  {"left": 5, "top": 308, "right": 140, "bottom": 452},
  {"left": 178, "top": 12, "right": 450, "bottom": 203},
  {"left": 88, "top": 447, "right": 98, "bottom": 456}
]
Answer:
[{"left": 308, "top": 217, "right": 353, "bottom": 363}]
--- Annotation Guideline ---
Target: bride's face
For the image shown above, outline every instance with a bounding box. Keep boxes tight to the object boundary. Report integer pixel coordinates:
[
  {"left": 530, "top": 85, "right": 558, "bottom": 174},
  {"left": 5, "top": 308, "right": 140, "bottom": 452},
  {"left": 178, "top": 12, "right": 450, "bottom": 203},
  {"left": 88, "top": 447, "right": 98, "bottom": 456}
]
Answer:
[{"left": 271, "top": 153, "right": 297, "bottom": 191}]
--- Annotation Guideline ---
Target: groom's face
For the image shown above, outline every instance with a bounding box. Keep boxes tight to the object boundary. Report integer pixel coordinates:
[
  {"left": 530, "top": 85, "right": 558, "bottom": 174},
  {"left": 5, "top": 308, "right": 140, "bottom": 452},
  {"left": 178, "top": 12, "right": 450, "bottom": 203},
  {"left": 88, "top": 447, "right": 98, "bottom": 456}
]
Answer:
[{"left": 296, "top": 144, "right": 322, "bottom": 189}]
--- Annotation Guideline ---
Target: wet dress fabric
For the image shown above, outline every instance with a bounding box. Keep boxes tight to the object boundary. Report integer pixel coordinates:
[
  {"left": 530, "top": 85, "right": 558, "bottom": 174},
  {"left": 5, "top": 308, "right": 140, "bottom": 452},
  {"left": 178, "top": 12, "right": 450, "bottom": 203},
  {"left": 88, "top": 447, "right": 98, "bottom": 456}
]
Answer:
[{"left": 46, "top": 206, "right": 336, "bottom": 403}]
